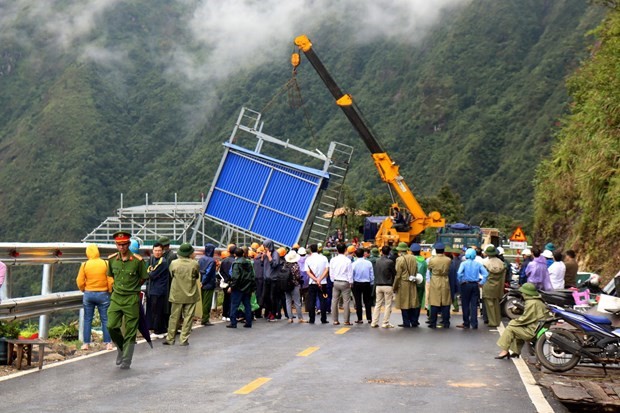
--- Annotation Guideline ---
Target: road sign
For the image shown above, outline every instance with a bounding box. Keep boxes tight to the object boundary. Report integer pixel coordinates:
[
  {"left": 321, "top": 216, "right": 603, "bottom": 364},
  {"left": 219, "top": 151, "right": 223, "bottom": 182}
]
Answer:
[
  {"left": 509, "top": 226, "right": 527, "bottom": 242},
  {"left": 510, "top": 241, "right": 527, "bottom": 250}
]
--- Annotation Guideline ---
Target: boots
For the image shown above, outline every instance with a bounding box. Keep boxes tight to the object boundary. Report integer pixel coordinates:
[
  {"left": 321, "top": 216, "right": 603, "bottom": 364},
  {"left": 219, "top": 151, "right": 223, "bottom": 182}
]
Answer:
[
  {"left": 116, "top": 347, "right": 123, "bottom": 366},
  {"left": 120, "top": 343, "right": 135, "bottom": 370}
]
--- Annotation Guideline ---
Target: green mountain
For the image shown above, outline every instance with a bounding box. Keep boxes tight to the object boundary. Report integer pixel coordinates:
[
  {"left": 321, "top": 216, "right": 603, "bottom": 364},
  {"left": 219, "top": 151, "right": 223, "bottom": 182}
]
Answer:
[
  {"left": 0, "top": 1, "right": 608, "bottom": 257},
  {"left": 534, "top": 4, "right": 620, "bottom": 279}
]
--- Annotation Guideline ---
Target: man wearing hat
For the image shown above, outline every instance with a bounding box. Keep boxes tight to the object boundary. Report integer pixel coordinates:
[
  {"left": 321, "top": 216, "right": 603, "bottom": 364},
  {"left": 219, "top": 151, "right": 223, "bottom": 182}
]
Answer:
[
  {"left": 158, "top": 236, "right": 177, "bottom": 262},
  {"left": 482, "top": 245, "right": 505, "bottom": 328},
  {"left": 495, "top": 283, "right": 548, "bottom": 359},
  {"left": 518, "top": 249, "right": 533, "bottom": 285},
  {"left": 283, "top": 249, "right": 306, "bottom": 324},
  {"left": 392, "top": 242, "right": 420, "bottom": 328},
  {"left": 107, "top": 231, "right": 149, "bottom": 369},
  {"left": 163, "top": 243, "right": 200, "bottom": 345},
  {"left": 427, "top": 242, "right": 452, "bottom": 328}
]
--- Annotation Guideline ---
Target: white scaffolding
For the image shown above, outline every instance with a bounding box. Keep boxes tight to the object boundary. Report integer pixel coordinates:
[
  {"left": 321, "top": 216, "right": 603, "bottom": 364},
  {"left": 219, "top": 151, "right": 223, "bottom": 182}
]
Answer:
[{"left": 82, "top": 107, "right": 353, "bottom": 248}]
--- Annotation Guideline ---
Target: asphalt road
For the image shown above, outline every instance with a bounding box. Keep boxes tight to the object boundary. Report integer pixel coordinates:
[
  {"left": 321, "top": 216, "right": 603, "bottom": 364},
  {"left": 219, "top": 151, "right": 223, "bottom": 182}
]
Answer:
[{"left": 1, "top": 312, "right": 558, "bottom": 413}]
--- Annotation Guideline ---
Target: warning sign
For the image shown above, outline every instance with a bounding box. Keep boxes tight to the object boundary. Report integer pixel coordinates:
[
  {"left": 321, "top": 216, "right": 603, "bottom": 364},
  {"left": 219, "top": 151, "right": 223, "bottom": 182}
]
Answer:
[{"left": 509, "top": 226, "right": 527, "bottom": 242}]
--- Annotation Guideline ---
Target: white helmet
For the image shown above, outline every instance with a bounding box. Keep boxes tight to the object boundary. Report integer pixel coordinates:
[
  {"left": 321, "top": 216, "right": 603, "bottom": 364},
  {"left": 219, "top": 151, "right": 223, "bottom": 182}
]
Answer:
[
  {"left": 521, "top": 249, "right": 532, "bottom": 256},
  {"left": 542, "top": 250, "right": 553, "bottom": 259},
  {"left": 415, "top": 273, "right": 424, "bottom": 284},
  {"left": 588, "top": 273, "right": 600, "bottom": 286}
]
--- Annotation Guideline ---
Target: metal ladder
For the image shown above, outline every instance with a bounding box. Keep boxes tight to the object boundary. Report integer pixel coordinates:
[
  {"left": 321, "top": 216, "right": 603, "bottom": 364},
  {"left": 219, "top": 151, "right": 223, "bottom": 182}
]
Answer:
[{"left": 304, "top": 142, "right": 354, "bottom": 246}]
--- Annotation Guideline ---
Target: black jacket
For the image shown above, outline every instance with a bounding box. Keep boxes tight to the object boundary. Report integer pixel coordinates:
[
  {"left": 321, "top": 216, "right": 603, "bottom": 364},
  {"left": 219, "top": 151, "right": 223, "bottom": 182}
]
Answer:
[
  {"left": 198, "top": 244, "right": 217, "bottom": 290},
  {"left": 374, "top": 256, "right": 396, "bottom": 286}
]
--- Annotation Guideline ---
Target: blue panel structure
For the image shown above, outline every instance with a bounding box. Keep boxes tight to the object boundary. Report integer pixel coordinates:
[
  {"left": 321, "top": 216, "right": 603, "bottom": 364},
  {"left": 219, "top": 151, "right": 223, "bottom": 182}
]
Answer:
[{"left": 205, "top": 143, "right": 329, "bottom": 246}]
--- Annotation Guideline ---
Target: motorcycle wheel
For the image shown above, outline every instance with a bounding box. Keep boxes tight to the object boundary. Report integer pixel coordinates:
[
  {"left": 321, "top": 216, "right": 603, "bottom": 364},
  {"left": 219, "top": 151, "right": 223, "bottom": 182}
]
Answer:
[
  {"left": 502, "top": 296, "right": 524, "bottom": 320},
  {"left": 535, "top": 328, "right": 581, "bottom": 372}
]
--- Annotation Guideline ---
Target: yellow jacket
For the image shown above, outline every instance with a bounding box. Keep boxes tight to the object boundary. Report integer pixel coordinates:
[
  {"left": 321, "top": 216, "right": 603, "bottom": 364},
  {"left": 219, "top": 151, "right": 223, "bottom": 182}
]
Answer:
[{"left": 76, "top": 244, "right": 114, "bottom": 292}]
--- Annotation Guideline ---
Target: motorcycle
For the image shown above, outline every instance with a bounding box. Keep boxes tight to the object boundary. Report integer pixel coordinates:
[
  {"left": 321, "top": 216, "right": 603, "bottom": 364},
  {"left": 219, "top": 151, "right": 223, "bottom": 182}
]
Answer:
[
  {"left": 534, "top": 304, "right": 620, "bottom": 372},
  {"left": 501, "top": 288, "right": 578, "bottom": 320},
  {"left": 500, "top": 274, "right": 609, "bottom": 320}
]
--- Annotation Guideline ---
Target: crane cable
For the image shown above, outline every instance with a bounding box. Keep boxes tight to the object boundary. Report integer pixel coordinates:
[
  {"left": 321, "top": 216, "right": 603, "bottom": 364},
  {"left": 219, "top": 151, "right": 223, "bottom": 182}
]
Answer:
[{"left": 259, "top": 48, "right": 318, "bottom": 141}]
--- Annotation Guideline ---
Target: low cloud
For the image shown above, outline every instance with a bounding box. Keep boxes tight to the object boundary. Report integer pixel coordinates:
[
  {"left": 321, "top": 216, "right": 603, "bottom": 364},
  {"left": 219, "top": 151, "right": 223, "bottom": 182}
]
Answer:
[
  {"left": 0, "top": 0, "right": 470, "bottom": 122},
  {"left": 175, "top": 0, "right": 470, "bottom": 83}
]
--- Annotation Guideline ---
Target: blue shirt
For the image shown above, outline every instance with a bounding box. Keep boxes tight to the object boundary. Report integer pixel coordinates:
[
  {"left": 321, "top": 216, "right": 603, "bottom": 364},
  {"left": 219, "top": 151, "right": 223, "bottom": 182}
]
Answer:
[
  {"left": 457, "top": 259, "right": 488, "bottom": 285},
  {"left": 352, "top": 258, "right": 374, "bottom": 283}
]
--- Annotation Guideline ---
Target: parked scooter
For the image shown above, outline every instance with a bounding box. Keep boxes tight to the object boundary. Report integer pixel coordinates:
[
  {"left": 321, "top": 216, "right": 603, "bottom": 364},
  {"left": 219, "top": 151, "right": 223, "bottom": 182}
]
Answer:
[
  {"left": 535, "top": 304, "right": 620, "bottom": 372},
  {"left": 500, "top": 274, "right": 606, "bottom": 320},
  {"left": 501, "top": 288, "right": 577, "bottom": 320}
]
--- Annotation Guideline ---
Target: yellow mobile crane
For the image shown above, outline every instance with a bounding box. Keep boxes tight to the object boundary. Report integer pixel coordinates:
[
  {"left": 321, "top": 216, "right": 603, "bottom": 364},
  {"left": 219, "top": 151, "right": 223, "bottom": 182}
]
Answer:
[{"left": 293, "top": 35, "right": 445, "bottom": 247}]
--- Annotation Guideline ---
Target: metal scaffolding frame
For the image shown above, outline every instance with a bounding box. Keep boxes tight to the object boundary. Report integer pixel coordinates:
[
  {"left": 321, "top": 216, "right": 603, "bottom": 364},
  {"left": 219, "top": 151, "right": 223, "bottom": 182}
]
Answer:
[
  {"left": 82, "top": 107, "right": 351, "bottom": 248},
  {"left": 81, "top": 195, "right": 211, "bottom": 245}
]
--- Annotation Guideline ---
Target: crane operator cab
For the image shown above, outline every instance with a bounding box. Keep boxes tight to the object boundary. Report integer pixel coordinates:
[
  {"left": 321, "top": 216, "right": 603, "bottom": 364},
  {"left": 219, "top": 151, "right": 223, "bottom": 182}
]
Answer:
[{"left": 391, "top": 203, "right": 411, "bottom": 232}]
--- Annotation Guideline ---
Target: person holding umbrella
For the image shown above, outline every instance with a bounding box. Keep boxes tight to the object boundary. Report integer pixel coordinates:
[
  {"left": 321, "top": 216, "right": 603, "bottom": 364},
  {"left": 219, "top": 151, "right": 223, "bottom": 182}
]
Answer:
[{"left": 107, "top": 231, "right": 149, "bottom": 369}]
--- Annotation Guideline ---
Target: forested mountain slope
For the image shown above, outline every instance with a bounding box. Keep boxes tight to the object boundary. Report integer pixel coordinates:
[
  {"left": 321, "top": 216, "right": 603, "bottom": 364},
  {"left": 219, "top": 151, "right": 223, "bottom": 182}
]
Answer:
[
  {"left": 534, "top": 3, "right": 620, "bottom": 279},
  {"left": 0, "top": 1, "right": 606, "bottom": 248}
]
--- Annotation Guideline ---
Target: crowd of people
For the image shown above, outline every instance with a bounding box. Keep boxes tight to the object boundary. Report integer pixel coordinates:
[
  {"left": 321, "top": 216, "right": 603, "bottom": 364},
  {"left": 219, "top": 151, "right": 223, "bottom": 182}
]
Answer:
[{"left": 76, "top": 231, "right": 579, "bottom": 368}]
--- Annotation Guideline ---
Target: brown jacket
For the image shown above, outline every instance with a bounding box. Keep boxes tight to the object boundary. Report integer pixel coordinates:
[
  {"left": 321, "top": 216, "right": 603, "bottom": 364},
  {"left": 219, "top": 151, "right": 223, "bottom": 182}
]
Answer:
[
  {"left": 393, "top": 253, "right": 419, "bottom": 309},
  {"left": 427, "top": 255, "right": 452, "bottom": 306}
]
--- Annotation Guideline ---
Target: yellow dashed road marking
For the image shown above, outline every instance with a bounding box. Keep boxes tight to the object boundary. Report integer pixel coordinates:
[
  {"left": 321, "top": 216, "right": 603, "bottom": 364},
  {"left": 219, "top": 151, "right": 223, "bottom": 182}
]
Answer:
[
  {"left": 297, "top": 346, "right": 320, "bottom": 357},
  {"left": 335, "top": 327, "right": 350, "bottom": 335},
  {"left": 234, "top": 377, "right": 271, "bottom": 395}
]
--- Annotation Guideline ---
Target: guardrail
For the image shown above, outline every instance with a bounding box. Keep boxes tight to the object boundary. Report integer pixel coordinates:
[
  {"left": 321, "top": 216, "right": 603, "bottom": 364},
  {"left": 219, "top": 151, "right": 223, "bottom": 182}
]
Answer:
[
  {"left": 0, "top": 242, "right": 210, "bottom": 340},
  {"left": 0, "top": 292, "right": 83, "bottom": 322},
  {"left": 0, "top": 243, "right": 124, "bottom": 338}
]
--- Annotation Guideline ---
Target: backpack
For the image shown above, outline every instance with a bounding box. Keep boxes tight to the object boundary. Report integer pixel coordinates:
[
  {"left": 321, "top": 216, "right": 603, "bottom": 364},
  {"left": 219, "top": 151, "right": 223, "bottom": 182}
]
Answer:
[{"left": 276, "top": 263, "right": 295, "bottom": 292}]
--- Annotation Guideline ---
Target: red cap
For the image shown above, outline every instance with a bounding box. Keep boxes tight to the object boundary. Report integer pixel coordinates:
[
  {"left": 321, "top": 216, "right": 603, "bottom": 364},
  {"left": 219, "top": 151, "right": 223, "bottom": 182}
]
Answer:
[{"left": 113, "top": 231, "right": 132, "bottom": 244}]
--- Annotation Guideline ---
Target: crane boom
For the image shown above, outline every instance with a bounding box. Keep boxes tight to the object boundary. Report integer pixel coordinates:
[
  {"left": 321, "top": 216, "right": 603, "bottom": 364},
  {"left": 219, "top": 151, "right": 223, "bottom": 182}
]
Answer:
[{"left": 293, "top": 34, "right": 445, "bottom": 244}]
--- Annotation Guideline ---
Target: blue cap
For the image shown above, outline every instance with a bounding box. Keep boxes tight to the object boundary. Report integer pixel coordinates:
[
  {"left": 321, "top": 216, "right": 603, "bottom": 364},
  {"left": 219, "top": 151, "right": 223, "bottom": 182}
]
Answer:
[
  {"left": 434, "top": 242, "right": 445, "bottom": 250},
  {"left": 129, "top": 239, "right": 140, "bottom": 254},
  {"left": 410, "top": 243, "right": 421, "bottom": 253}
]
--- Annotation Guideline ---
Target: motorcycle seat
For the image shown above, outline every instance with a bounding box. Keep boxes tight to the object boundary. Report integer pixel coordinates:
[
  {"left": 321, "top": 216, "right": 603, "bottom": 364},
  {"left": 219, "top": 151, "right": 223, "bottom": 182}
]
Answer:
[{"left": 582, "top": 313, "right": 612, "bottom": 325}]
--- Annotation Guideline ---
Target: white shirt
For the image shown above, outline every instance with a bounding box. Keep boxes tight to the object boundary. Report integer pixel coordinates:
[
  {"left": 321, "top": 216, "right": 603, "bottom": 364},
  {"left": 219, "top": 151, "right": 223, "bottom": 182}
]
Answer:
[
  {"left": 329, "top": 254, "right": 353, "bottom": 283},
  {"left": 305, "top": 253, "right": 329, "bottom": 285},
  {"left": 549, "top": 261, "right": 566, "bottom": 290}
]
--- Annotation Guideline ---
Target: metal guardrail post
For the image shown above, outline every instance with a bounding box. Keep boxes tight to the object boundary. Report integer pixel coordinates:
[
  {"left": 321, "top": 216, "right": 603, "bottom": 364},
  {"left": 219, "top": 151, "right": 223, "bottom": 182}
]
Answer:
[
  {"left": 39, "top": 264, "right": 53, "bottom": 339},
  {"left": 78, "top": 308, "right": 85, "bottom": 342}
]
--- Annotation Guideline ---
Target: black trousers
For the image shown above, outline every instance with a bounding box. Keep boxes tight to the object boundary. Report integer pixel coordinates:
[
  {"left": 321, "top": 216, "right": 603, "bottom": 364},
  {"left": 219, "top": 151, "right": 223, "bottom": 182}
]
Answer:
[
  {"left": 222, "top": 289, "right": 231, "bottom": 318},
  {"left": 352, "top": 281, "right": 373, "bottom": 321},
  {"left": 262, "top": 279, "right": 282, "bottom": 318},
  {"left": 308, "top": 284, "right": 328, "bottom": 323},
  {"left": 147, "top": 294, "right": 168, "bottom": 334}
]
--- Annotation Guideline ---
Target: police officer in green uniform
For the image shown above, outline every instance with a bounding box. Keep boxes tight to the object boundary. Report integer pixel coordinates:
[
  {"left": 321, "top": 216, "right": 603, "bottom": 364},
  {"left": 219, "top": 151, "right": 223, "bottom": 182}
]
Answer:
[{"left": 107, "top": 231, "right": 148, "bottom": 369}]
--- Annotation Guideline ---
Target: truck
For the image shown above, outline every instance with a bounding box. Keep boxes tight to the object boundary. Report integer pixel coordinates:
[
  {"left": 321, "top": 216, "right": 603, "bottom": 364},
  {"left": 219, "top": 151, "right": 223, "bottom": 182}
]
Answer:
[
  {"left": 292, "top": 35, "right": 445, "bottom": 247},
  {"left": 435, "top": 223, "right": 501, "bottom": 251}
]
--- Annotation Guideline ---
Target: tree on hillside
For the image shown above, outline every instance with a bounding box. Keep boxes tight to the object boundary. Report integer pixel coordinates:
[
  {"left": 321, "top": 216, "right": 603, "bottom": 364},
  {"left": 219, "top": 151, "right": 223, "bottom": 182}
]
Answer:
[{"left": 533, "top": 5, "right": 620, "bottom": 278}]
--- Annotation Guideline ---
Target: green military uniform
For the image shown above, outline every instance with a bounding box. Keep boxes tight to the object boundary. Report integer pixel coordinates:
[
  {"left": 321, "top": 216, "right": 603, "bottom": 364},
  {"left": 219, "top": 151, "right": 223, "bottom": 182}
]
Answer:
[
  {"left": 497, "top": 284, "right": 548, "bottom": 355},
  {"left": 415, "top": 255, "right": 427, "bottom": 308},
  {"left": 483, "top": 247, "right": 505, "bottom": 327},
  {"left": 107, "top": 231, "right": 148, "bottom": 369},
  {"left": 165, "top": 243, "right": 200, "bottom": 345}
]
